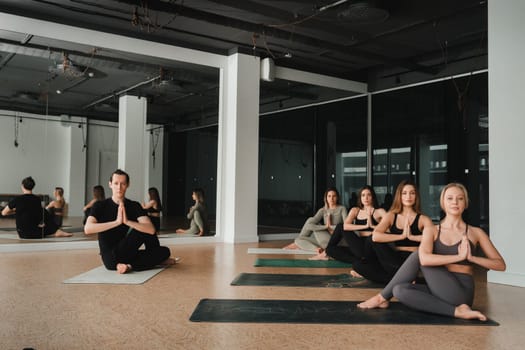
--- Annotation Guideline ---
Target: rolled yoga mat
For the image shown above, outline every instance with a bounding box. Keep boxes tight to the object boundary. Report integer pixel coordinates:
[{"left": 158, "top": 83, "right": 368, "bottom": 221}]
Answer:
[
  {"left": 231, "top": 273, "right": 383, "bottom": 288},
  {"left": 254, "top": 258, "right": 352, "bottom": 268},
  {"left": 189, "top": 299, "right": 499, "bottom": 326}
]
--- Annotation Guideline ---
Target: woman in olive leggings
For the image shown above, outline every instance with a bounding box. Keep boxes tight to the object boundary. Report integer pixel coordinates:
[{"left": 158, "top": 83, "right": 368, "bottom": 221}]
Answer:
[{"left": 358, "top": 183, "right": 506, "bottom": 321}]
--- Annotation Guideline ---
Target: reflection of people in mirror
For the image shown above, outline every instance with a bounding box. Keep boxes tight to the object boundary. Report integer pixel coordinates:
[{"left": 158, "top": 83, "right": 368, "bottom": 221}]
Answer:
[
  {"left": 142, "top": 187, "right": 162, "bottom": 234},
  {"left": 46, "top": 186, "right": 66, "bottom": 227},
  {"left": 83, "top": 185, "right": 105, "bottom": 225},
  {"left": 1, "top": 176, "right": 72, "bottom": 238},
  {"left": 176, "top": 188, "right": 211, "bottom": 236}
]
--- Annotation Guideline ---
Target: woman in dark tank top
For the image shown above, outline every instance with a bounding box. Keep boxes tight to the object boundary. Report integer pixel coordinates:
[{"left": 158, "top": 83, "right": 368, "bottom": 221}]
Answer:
[
  {"left": 46, "top": 187, "right": 66, "bottom": 227},
  {"left": 350, "top": 180, "right": 434, "bottom": 283},
  {"left": 142, "top": 187, "right": 162, "bottom": 233},
  {"left": 309, "top": 185, "right": 386, "bottom": 263},
  {"left": 358, "top": 183, "right": 506, "bottom": 321}
]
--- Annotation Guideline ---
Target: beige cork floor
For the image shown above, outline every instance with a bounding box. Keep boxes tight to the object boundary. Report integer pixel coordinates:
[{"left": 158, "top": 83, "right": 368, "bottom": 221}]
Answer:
[{"left": 0, "top": 219, "right": 524, "bottom": 349}]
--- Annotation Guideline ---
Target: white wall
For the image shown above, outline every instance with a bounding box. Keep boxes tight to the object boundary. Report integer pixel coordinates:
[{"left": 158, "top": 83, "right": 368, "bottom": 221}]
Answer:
[
  {"left": 0, "top": 110, "right": 86, "bottom": 214},
  {"left": 487, "top": 1, "right": 525, "bottom": 287}
]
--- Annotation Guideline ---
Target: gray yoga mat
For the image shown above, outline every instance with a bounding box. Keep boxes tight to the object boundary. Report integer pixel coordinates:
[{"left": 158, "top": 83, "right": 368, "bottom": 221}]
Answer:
[
  {"left": 231, "top": 273, "right": 383, "bottom": 288},
  {"left": 63, "top": 265, "right": 165, "bottom": 284},
  {"left": 189, "top": 299, "right": 499, "bottom": 326}
]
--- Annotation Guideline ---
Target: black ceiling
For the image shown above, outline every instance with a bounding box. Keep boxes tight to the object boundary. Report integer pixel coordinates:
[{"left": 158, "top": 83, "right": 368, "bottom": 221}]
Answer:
[{"left": 0, "top": 0, "right": 488, "bottom": 128}]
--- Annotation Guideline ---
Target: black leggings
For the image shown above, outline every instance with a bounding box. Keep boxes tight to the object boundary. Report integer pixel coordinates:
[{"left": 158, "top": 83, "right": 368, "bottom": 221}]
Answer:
[
  {"left": 325, "top": 224, "right": 371, "bottom": 263},
  {"left": 17, "top": 210, "right": 60, "bottom": 239},
  {"left": 381, "top": 251, "right": 475, "bottom": 317},
  {"left": 101, "top": 229, "right": 170, "bottom": 271},
  {"left": 352, "top": 239, "right": 411, "bottom": 284},
  {"left": 149, "top": 216, "right": 161, "bottom": 233}
]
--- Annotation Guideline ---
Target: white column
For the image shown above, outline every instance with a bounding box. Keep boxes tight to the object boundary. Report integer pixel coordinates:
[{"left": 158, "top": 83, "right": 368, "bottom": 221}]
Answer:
[
  {"left": 487, "top": 0, "right": 525, "bottom": 287},
  {"left": 118, "top": 95, "right": 147, "bottom": 202},
  {"left": 216, "top": 53, "right": 260, "bottom": 243}
]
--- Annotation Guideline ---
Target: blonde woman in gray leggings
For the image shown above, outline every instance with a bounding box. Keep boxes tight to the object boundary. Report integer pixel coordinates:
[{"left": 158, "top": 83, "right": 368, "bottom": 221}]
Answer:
[{"left": 358, "top": 183, "right": 506, "bottom": 321}]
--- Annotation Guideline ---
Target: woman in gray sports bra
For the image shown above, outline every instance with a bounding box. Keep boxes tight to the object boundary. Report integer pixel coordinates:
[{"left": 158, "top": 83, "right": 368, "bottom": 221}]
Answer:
[{"left": 358, "top": 183, "right": 506, "bottom": 321}]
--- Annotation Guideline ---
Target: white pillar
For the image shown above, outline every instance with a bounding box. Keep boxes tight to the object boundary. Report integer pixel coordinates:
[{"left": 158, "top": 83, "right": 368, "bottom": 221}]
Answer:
[
  {"left": 216, "top": 53, "right": 260, "bottom": 243},
  {"left": 487, "top": 0, "right": 525, "bottom": 287},
  {"left": 118, "top": 95, "right": 147, "bottom": 202}
]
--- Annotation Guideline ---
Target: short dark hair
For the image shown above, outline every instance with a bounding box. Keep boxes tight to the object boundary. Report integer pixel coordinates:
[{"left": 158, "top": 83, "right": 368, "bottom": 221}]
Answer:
[
  {"left": 110, "top": 169, "right": 129, "bottom": 184},
  {"left": 21, "top": 176, "right": 35, "bottom": 190}
]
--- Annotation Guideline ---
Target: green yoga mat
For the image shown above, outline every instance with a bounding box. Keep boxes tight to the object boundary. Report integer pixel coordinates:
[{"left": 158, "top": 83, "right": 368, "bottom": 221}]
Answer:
[
  {"left": 254, "top": 258, "right": 352, "bottom": 268},
  {"left": 231, "top": 273, "right": 383, "bottom": 288},
  {"left": 190, "top": 299, "right": 499, "bottom": 326}
]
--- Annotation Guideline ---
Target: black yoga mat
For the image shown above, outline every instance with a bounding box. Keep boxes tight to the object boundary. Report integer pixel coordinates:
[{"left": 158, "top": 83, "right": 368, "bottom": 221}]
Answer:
[
  {"left": 190, "top": 299, "right": 499, "bottom": 326},
  {"left": 231, "top": 273, "right": 383, "bottom": 288},
  {"left": 254, "top": 258, "right": 352, "bottom": 268}
]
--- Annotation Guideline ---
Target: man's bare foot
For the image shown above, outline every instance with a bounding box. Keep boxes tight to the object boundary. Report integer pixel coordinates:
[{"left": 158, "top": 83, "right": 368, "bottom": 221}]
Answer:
[
  {"left": 283, "top": 243, "right": 299, "bottom": 250},
  {"left": 309, "top": 252, "right": 329, "bottom": 260},
  {"left": 160, "top": 257, "right": 181, "bottom": 266},
  {"left": 454, "top": 304, "right": 487, "bottom": 321},
  {"left": 175, "top": 229, "right": 185, "bottom": 234},
  {"left": 116, "top": 263, "right": 132, "bottom": 274},
  {"left": 350, "top": 270, "right": 363, "bottom": 278},
  {"left": 357, "top": 293, "right": 390, "bottom": 309},
  {"left": 53, "top": 230, "right": 73, "bottom": 237},
  {"left": 316, "top": 247, "right": 325, "bottom": 254}
]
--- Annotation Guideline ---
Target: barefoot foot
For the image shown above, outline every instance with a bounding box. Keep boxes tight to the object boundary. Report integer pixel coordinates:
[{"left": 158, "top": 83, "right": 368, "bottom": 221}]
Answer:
[
  {"left": 357, "top": 293, "right": 390, "bottom": 309},
  {"left": 309, "top": 252, "right": 329, "bottom": 260},
  {"left": 116, "top": 263, "right": 132, "bottom": 274},
  {"left": 54, "top": 230, "right": 73, "bottom": 237},
  {"left": 350, "top": 270, "right": 363, "bottom": 279},
  {"left": 160, "top": 257, "right": 181, "bottom": 266},
  {"left": 454, "top": 304, "right": 487, "bottom": 321},
  {"left": 175, "top": 229, "right": 185, "bottom": 234},
  {"left": 283, "top": 243, "right": 299, "bottom": 250}
]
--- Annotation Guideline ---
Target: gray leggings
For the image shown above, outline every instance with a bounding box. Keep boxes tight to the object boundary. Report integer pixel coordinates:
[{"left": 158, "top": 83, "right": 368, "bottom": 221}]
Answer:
[
  {"left": 294, "top": 218, "right": 330, "bottom": 251},
  {"left": 380, "top": 251, "right": 475, "bottom": 317},
  {"left": 185, "top": 210, "right": 208, "bottom": 235}
]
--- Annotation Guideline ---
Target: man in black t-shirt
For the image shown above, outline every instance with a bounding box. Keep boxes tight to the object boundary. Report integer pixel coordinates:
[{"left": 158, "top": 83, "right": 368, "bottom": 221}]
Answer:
[
  {"left": 1, "top": 176, "right": 72, "bottom": 239},
  {"left": 84, "top": 169, "right": 176, "bottom": 273}
]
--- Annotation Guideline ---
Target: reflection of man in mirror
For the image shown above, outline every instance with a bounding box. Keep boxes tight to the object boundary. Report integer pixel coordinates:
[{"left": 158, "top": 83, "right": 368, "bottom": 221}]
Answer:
[
  {"left": 1, "top": 176, "right": 72, "bottom": 239},
  {"left": 84, "top": 169, "right": 177, "bottom": 274}
]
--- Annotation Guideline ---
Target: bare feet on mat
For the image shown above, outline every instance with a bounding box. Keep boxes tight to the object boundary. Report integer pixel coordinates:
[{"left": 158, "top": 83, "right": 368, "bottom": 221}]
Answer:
[
  {"left": 309, "top": 252, "right": 329, "bottom": 260},
  {"left": 454, "top": 304, "right": 487, "bottom": 321},
  {"left": 175, "top": 229, "right": 185, "bottom": 234},
  {"left": 357, "top": 293, "right": 390, "bottom": 309},
  {"left": 160, "top": 257, "right": 181, "bottom": 266},
  {"left": 116, "top": 263, "right": 132, "bottom": 274},
  {"left": 54, "top": 229, "right": 73, "bottom": 237},
  {"left": 316, "top": 247, "right": 325, "bottom": 254},
  {"left": 283, "top": 243, "right": 299, "bottom": 250},
  {"left": 350, "top": 270, "right": 363, "bottom": 278}
]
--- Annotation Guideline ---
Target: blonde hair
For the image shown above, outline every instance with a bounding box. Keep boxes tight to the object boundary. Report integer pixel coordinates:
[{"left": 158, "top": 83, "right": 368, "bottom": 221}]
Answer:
[{"left": 440, "top": 182, "right": 469, "bottom": 210}]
